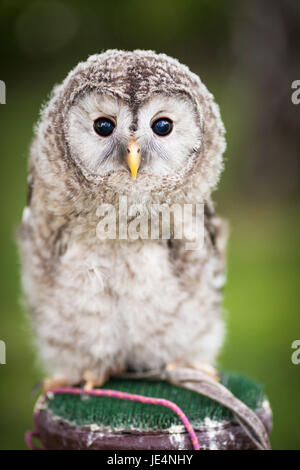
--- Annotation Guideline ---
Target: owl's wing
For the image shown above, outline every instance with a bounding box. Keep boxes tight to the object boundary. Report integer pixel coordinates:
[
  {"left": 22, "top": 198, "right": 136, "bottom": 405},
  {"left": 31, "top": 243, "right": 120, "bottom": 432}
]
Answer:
[
  {"left": 204, "top": 200, "right": 228, "bottom": 270},
  {"left": 18, "top": 167, "right": 70, "bottom": 259},
  {"left": 167, "top": 200, "right": 228, "bottom": 292}
]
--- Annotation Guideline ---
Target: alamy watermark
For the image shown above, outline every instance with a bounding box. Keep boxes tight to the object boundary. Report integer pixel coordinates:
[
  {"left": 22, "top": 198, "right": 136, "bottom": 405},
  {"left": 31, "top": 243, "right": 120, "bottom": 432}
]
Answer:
[
  {"left": 0, "top": 340, "right": 6, "bottom": 365},
  {"left": 291, "top": 80, "right": 300, "bottom": 105},
  {"left": 291, "top": 340, "right": 300, "bottom": 365},
  {"left": 96, "top": 196, "right": 204, "bottom": 251},
  {"left": 0, "top": 80, "right": 6, "bottom": 104}
]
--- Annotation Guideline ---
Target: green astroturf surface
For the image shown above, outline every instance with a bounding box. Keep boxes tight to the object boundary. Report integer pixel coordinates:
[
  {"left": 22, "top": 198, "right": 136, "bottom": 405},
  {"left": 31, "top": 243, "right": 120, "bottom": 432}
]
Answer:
[{"left": 46, "top": 372, "right": 265, "bottom": 431}]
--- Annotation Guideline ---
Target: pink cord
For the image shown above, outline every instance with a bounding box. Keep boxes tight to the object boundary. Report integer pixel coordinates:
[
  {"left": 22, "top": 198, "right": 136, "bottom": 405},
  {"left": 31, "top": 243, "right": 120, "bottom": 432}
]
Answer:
[{"left": 26, "top": 386, "right": 200, "bottom": 450}]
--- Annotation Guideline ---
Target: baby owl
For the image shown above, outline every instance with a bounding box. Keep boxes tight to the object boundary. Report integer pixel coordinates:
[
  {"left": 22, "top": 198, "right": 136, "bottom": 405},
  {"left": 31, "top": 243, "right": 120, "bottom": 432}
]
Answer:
[{"left": 18, "top": 50, "right": 227, "bottom": 390}]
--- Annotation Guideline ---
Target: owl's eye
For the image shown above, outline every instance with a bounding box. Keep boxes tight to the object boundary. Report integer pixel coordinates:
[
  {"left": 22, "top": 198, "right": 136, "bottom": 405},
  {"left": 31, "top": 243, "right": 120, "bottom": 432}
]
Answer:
[
  {"left": 151, "top": 118, "right": 173, "bottom": 136},
  {"left": 93, "top": 117, "right": 115, "bottom": 137}
]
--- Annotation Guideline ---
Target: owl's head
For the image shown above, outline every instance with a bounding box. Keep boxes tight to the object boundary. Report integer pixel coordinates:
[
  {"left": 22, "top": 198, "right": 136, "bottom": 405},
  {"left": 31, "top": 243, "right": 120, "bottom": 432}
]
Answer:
[{"left": 36, "top": 50, "right": 225, "bottom": 202}]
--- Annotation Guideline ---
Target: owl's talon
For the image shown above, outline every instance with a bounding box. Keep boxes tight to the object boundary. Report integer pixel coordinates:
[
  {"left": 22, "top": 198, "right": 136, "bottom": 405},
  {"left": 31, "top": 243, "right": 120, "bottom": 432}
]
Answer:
[
  {"left": 82, "top": 371, "right": 108, "bottom": 391},
  {"left": 82, "top": 366, "right": 126, "bottom": 391},
  {"left": 42, "top": 377, "right": 72, "bottom": 393},
  {"left": 166, "top": 362, "right": 177, "bottom": 372},
  {"left": 196, "top": 364, "right": 220, "bottom": 382}
]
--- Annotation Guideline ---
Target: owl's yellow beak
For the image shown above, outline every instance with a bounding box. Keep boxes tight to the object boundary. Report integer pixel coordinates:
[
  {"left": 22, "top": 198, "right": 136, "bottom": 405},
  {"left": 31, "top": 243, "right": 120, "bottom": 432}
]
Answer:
[{"left": 125, "top": 140, "right": 141, "bottom": 179}]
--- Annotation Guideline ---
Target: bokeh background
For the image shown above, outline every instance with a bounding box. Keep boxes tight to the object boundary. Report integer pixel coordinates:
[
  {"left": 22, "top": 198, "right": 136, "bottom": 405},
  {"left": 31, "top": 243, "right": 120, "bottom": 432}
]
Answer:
[{"left": 0, "top": 0, "right": 299, "bottom": 450}]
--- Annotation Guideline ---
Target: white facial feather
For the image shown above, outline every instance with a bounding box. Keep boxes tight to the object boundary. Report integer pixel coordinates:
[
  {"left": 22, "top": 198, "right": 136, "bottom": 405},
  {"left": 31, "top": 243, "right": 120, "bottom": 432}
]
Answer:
[
  {"left": 136, "top": 95, "right": 201, "bottom": 175},
  {"left": 67, "top": 92, "right": 132, "bottom": 174},
  {"left": 66, "top": 91, "right": 201, "bottom": 178}
]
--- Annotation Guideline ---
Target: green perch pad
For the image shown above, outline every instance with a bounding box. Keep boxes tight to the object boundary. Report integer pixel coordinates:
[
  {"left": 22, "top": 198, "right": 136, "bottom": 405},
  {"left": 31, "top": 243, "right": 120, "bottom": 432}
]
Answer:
[{"left": 32, "top": 371, "right": 272, "bottom": 450}]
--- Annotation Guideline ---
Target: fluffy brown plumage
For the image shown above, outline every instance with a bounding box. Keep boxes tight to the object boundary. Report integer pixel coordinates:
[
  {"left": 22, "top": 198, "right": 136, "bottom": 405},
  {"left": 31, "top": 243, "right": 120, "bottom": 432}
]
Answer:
[{"left": 18, "top": 50, "right": 227, "bottom": 389}]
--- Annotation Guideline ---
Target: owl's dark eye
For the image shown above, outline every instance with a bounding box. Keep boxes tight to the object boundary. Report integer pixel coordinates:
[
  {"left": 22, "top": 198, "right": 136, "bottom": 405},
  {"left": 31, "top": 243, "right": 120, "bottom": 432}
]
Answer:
[
  {"left": 151, "top": 118, "right": 173, "bottom": 136},
  {"left": 93, "top": 117, "right": 115, "bottom": 137}
]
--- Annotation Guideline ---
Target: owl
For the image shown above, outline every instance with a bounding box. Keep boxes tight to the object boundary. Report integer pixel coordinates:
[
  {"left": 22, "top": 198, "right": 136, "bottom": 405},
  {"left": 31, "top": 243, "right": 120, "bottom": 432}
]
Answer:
[{"left": 18, "top": 50, "right": 227, "bottom": 391}]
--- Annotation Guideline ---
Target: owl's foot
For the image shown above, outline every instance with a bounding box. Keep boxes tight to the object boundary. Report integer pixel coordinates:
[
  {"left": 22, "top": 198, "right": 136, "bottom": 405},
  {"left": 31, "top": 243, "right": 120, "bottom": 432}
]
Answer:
[
  {"left": 42, "top": 372, "right": 110, "bottom": 393},
  {"left": 82, "top": 366, "right": 125, "bottom": 391},
  {"left": 193, "top": 363, "right": 220, "bottom": 382},
  {"left": 166, "top": 362, "right": 220, "bottom": 382},
  {"left": 43, "top": 377, "right": 73, "bottom": 392},
  {"left": 43, "top": 367, "right": 126, "bottom": 393},
  {"left": 82, "top": 370, "right": 109, "bottom": 391}
]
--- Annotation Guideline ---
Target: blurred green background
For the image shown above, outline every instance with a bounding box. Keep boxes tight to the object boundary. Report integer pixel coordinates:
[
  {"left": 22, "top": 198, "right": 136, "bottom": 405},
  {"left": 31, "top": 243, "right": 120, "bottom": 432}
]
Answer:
[{"left": 0, "top": 0, "right": 299, "bottom": 449}]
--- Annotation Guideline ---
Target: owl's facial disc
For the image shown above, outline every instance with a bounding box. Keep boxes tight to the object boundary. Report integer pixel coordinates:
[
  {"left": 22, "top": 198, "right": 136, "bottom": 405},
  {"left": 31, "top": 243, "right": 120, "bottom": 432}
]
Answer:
[
  {"left": 66, "top": 91, "right": 201, "bottom": 180},
  {"left": 135, "top": 94, "right": 200, "bottom": 177}
]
